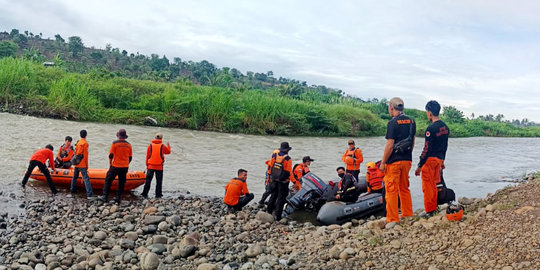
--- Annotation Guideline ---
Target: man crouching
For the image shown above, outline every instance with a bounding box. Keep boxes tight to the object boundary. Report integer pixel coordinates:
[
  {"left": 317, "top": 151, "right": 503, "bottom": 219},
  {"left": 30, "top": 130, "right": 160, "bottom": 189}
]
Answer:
[{"left": 224, "top": 169, "right": 254, "bottom": 212}]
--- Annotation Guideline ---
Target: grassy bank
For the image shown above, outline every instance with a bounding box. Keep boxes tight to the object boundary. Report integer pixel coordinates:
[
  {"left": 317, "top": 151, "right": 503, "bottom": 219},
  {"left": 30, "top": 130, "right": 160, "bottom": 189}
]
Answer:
[{"left": 1, "top": 57, "right": 540, "bottom": 137}]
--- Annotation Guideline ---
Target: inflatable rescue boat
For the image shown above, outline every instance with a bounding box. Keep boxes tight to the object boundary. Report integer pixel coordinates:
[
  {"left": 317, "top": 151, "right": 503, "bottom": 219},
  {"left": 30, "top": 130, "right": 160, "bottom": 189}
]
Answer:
[
  {"left": 316, "top": 192, "right": 385, "bottom": 225},
  {"left": 30, "top": 168, "right": 146, "bottom": 191}
]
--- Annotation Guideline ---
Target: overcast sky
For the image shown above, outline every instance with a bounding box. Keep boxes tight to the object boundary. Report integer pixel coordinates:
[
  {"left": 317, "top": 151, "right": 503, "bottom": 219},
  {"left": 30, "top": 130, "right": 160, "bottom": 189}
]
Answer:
[{"left": 2, "top": 0, "right": 540, "bottom": 121}]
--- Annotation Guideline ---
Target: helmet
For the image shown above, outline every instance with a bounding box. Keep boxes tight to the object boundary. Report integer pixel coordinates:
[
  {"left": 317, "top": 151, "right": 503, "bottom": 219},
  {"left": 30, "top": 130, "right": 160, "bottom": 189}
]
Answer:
[
  {"left": 366, "top": 162, "right": 376, "bottom": 169},
  {"left": 445, "top": 204, "right": 464, "bottom": 221}
]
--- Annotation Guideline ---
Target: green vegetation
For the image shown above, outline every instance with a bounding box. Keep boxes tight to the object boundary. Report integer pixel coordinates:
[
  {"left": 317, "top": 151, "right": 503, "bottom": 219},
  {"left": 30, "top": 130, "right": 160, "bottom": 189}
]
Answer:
[{"left": 1, "top": 28, "right": 540, "bottom": 137}]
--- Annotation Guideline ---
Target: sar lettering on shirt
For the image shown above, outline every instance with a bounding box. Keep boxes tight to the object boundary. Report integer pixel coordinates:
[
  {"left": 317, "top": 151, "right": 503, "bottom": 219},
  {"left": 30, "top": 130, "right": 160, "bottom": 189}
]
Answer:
[
  {"left": 386, "top": 114, "right": 416, "bottom": 164},
  {"left": 418, "top": 120, "right": 450, "bottom": 168}
]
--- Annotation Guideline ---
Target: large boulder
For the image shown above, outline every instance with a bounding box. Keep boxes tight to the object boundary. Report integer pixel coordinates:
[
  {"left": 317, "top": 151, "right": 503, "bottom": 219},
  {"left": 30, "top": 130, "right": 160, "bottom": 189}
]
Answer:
[
  {"left": 255, "top": 211, "right": 274, "bottom": 223},
  {"left": 140, "top": 252, "right": 159, "bottom": 270}
]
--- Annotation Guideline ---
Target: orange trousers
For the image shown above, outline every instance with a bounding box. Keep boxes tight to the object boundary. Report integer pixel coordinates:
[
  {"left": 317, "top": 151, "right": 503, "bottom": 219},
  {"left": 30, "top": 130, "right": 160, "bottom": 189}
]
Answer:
[
  {"left": 421, "top": 157, "right": 443, "bottom": 213},
  {"left": 384, "top": 161, "right": 413, "bottom": 223}
]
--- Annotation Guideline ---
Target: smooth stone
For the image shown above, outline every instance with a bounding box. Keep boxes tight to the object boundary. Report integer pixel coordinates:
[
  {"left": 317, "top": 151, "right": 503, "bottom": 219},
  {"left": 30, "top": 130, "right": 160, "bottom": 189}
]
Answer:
[
  {"left": 144, "top": 215, "right": 165, "bottom": 225},
  {"left": 255, "top": 211, "right": 274, "bottom": 223},
  {"left": 140, "top": 252, "right": 160, "bottom": 270},
  {"left": 94, "top": 231, "right": 107, "bottom": 241}
]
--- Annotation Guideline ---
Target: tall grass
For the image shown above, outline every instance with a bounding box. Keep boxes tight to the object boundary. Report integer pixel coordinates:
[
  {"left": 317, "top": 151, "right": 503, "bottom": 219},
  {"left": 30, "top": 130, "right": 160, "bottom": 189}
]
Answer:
[
  {"left": 1, "top": 58, "right": 540, "bottom": 137},
  {"left": 47, "top": 75, "right": 101, "bottom": 120}
]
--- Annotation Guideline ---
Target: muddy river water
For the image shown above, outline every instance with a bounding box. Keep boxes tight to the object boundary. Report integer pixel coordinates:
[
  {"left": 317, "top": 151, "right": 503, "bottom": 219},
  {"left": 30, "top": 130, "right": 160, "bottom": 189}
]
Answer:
[{"left": 1, "top": 113, "right": 538, "bottom": 213}]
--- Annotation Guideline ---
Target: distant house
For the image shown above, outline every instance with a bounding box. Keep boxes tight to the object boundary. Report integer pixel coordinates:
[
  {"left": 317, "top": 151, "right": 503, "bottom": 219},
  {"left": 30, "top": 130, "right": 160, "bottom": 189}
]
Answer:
[{"left": 43, "top": 62, "right": 55, "bottom": 67}]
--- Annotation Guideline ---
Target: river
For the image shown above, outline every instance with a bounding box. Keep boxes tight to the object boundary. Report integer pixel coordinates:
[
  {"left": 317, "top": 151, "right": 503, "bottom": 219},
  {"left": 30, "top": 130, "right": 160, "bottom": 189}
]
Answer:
[{"left": 0, "top": 113, "right": 537, "bottom": 213}]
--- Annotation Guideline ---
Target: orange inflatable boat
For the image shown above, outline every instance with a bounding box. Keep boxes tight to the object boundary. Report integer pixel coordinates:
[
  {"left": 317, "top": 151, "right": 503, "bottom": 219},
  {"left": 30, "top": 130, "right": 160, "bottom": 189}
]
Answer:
[{"left": 30, "top": 168, "right": 146, "bottom": 191}]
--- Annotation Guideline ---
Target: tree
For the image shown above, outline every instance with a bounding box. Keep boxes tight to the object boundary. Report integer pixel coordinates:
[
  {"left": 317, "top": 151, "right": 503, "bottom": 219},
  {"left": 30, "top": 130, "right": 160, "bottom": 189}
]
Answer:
[
  {"left": 121, "top": 50, "right": 128, "bottom": 56},
  {"left": 68, "top": 36, "right": 84, "bottom": 57},
  {"left": 0, "top": 41, "right": 18, "bottom": 58},
  {"left": 12, "top": 34, "right": 27, "bottom": 46},
  {"left": 9, "top": 29, "right": 19, "bottom": 38},
  {"left": 442, "top": 106, "right": 465, "bottom": 123},
  {"left": 55, "top": 34, "right": 65, "bottom": 43}
]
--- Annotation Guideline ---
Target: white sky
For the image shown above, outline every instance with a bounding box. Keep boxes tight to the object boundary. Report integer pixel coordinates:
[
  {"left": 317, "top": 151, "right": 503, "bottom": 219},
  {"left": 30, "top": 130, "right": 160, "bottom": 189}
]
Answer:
[{"left": 2, "top": 0, "right": 540, "bottom": 121}]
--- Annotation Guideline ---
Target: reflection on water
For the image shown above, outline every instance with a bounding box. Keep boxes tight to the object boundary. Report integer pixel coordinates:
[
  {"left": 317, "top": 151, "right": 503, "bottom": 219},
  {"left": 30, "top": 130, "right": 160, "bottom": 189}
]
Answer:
[{"left": 1, "top": 113, "right": 538, "bottom": 212}]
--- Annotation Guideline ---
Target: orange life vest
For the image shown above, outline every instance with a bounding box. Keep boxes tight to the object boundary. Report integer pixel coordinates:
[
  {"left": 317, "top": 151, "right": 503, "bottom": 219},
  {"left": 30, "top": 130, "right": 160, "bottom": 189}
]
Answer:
[
  {"left": 366, "top": 168, "right": 384, "bottom": 191},
  {"left": 147, "top": 143, "right": 164, "bottom": 166}
]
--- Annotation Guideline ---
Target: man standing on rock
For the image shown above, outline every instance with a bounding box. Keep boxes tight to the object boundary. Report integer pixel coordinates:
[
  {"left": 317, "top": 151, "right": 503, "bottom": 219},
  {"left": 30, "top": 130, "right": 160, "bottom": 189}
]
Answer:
[
  {"left": 101, "top": 129, "right": 132, "bottom": 204},
  {"left": 224, "top": 169, "right": 254, "bottom": 211},
  {"left": 141, "top": 133, "right": 171, "bottom": 199},
  {"left": 379, "top": 97, "right": 415, "bottom": 223},
  {"left": 415, "top": 100, "right": 449, "bottom": 218},
  {"left": 70, "top": 130, "right": 94, "bottom": 198},
  {"left": 266, "top": 142, "right": 295, "bottom": 220}
]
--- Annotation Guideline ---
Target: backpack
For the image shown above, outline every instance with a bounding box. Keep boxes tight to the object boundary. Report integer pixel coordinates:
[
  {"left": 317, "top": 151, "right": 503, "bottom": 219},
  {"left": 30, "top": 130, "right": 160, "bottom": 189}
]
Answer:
[
  {"left": 393, "top": 118, "right": 414, "bottom": 154},
  {"left": 270, "top": 155, "right": 287, "bottom": 182},
  {"left": 437, "top": 171, "right": 456, "bottom": 205}
]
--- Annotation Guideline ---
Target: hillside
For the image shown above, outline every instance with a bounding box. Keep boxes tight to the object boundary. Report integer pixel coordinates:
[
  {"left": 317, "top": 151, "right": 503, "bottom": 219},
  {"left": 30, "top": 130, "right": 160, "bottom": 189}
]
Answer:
[{"left": 1, "top": 29, "right": 540, "bottom": 137}]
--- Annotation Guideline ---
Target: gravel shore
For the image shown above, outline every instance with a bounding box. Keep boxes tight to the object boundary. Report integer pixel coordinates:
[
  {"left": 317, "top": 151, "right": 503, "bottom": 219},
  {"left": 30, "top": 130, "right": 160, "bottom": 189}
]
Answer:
[{"left": 0, "top": 177, "right": 539, "bottom": 270}]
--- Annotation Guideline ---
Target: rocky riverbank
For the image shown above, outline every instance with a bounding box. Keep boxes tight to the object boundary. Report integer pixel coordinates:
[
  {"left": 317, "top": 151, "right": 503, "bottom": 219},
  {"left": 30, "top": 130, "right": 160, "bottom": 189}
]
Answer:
[{"left": 1, "top": 177, "right": 539, "bottom": 270}]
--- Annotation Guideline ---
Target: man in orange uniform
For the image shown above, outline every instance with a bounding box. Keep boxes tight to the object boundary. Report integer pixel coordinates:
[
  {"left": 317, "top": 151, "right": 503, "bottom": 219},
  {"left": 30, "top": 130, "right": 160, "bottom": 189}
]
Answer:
[
  {"left": 415, "top": 100, "right": 449, "bottom": 218},
  {"left": 379, "top": 97, "right": 415, "bottom": 223},
  {"left": 101, "top": 129, "right": 132, "bottom": 204},
  {"left": 70, "top": 130, "right": 93, "bottom": 198},
  {"left": 366, "top": 161, "right": 384, "bottom": 194},
  {"left": 342, "top": 140, "right": 363, "bottom": 180},
  {"left": 266, "top": 142, "right": 296, "bottom": 220},
  {"left": 224, "top": 169, "right": 254, "bottom": 211},
  {"left": 293, "top": 156, "right": 314, "bottom": 190},
  {"left": 21, "top": 144, "right": 58, "bottom": 194},
  {"left": 141, "top": 133, "right": 171, "bottom": 198},
  {"left": 258, "top": 149, "right": 279, "bottom": 207},
  {"left": 54, "top": 136, "right": 74, "bottom": 169}
]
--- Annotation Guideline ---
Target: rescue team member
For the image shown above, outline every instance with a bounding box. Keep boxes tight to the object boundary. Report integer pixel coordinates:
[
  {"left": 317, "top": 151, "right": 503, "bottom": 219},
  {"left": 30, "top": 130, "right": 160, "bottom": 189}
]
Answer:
[
  {"left": 415, "top": 100, "right": 449, "bottom": 218},
  {"left": 335, "top": 167, "right": 359, "bottom": 202},
  {"left": 258, "top": 150, "right": 279, "bottom": 207},
  {"left": 224, "top": 169, "right": 254, "bottom": 211},
  {"left": 100, "top": 129, "right": 133, "bottom": 204},
  {"left": 21, "top": 144, "right": 58, "bottom": 194},
  {"left": 342, "top": 140, "right": 363, "bottom": 180},
  {"left": 70, "top": 130, "right": 94, "bottom": 198},
  {"left": 266, "top": 142, "right": 296, "bottom": 220},
  {"left": 141, "top": 133, "right": 171, "bottom": 198},
  {"left": 293, "top": 156, "right": 314, "bottom": 190},
  {"left": 366, "top": 161, "right": 384, "bottom": 194},
  {"left": 379, "top": 97, "right": 415, "bottom": 223},
  {"left": 54, "top": 136, "right": 74, "bottom": 169}
]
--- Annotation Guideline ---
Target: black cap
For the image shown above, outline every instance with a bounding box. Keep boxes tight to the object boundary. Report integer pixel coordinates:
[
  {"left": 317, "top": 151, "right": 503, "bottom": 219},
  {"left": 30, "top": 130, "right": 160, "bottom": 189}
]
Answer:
[
  {"left": 117, "top": 129, "right": 128, "bottom": 139},
  {"left": 303, "top": 156, "right": 314, "bottom": 162},
  {"left": 279, "top": 142, "right": 292, "bottom": 151}
]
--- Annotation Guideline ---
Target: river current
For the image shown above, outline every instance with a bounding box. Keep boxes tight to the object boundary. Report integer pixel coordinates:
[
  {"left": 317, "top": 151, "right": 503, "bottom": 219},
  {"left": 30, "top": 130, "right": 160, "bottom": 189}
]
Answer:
[{"left": 1, "top": 113, "right": 537, "bottom": 212}]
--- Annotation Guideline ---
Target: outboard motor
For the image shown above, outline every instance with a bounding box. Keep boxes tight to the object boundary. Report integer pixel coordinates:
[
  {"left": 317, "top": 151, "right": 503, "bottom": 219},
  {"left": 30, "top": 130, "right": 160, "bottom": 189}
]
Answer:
[{"left": 283, "top": 172, "right": 330, "bottom": 216}]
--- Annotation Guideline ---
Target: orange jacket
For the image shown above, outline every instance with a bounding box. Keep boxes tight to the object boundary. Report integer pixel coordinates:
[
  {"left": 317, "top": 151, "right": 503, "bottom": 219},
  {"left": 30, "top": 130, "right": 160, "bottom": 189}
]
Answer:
[
  {"left": 31, "top": 148, "right": 55, "bottom": 170},
  {"left": 56, "top": 144, "right": 74, "bottom": 163},
  {"left": 109, "top": 139, "right": 132, "bottom": 168},
  {"left": 269, "top": 152, "right": 296, "bottom": 183},
  {"left": 74, "top": 138, "right": 89, "bottom": 168},
  {"left": 366, "top": 167, "right": 384, "bottom": 192},
  {"left": 146, "top": 139, "right": 171, "bottom": 170},
  {"left": 224, "top": 178, "right": 249, "bottom": 206},
  {"left": 294, "top": 163, "right": 310, "bottom": 181},
  {"left": 342, "top": 147, "right": 363, "bottom": 171}
]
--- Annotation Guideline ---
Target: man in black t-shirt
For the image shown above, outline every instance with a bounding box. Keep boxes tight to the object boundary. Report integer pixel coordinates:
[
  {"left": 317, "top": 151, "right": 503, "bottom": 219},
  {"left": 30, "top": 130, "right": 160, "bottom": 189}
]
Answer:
[
  {"left": 415, "top": 100, "right": 449, "bottom": 217},
  {"left": 379, "top": 97, "right": 415, "bottom": 223}
]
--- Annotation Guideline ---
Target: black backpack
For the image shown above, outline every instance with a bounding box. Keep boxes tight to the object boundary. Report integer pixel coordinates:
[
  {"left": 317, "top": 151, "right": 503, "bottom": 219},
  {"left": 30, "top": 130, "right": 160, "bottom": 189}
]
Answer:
[
  {"left": 270, "top": 155, "right": 287, "bottom": 182},
  {"left": 437, "top": 171, "right": 456, "bottom": 205}
]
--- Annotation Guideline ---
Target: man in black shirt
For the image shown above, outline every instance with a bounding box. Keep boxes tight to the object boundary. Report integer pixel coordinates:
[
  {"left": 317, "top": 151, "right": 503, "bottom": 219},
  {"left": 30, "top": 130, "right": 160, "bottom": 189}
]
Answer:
[
  {"left": 379, "top": 97, "right": 415, "bottom": 223},
  {"left": 335, "top": 167, "right": 359, "bottom": 202},
  {"left": 415, "top": 100, "right": 449, "bottom": 217}
]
